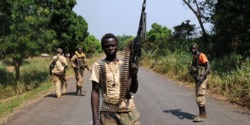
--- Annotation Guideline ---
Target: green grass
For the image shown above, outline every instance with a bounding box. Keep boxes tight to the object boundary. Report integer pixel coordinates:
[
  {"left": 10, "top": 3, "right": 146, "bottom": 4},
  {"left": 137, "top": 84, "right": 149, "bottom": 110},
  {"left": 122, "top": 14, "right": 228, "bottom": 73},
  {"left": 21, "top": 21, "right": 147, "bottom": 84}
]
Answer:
[
  {"left": 0, "top": 82, "right": 53, "bottom": 124},
  {"left": 0, "top": 57, "right": 51, "bottom": 100},
  {"left": 0, "top": 54, "right": 103, "bottom": 123}
]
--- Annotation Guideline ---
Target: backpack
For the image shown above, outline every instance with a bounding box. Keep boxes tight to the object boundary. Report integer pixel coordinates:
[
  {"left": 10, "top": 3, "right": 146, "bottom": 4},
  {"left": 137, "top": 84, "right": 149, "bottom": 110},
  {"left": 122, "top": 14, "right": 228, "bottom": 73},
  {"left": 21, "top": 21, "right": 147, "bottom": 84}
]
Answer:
[{"left": 50, "top": 55, "right": 65, "bottom": 75}]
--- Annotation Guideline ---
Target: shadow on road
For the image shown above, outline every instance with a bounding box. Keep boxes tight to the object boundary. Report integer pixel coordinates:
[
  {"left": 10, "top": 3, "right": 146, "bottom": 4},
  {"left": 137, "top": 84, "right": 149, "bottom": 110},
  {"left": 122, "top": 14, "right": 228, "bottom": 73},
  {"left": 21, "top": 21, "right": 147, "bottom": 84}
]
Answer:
[
  {"left": 44, "top": 94, "right": 57, "bottom": 98},
  {"left": 163, "top": 109, "right": 195, "bottom": 120},
  {"left": 44, "top": 91, "right": 89, "bottom": 98},
  {"left": 63, "top": 92, "right": 77, "bottom": 96}
]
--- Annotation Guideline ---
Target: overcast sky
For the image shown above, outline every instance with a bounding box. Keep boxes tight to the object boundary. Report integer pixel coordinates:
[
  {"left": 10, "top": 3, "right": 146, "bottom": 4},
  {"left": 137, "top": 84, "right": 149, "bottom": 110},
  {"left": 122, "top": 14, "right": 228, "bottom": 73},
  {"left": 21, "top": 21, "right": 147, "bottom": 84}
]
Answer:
[{"left": 73, "top": 0, "right": 201, "bottom": 40}]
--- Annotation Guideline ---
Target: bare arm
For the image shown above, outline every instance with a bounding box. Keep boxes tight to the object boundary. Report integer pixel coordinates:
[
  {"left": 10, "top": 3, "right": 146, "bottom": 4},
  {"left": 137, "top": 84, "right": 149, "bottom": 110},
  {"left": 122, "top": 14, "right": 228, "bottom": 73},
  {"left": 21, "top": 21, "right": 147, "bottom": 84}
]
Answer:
[
  {"left": 129, "top": 63, "right": 139, "bottom": 93},
  {"left": 195, "top": 62, "right": 211, "bottom": 81},
  {"left": 91, "top": 81, "right": 101, "bottom": 125},
  {"left": 203, "top": 62, "right": 211, "bottom": 77},
  {"left": 85, "top": 59, "right": 91, "bottom": 71},
  {"left": 70, "top": 56, "right": 77, "bottom": 68}
]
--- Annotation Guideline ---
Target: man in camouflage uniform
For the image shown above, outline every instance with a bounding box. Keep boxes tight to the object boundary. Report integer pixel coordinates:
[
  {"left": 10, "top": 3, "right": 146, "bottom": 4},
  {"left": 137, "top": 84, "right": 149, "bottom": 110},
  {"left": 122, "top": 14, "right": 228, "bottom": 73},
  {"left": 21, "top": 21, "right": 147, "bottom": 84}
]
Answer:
[
  {"left": 189, "top": 43, "right": 211, "bottom": 122},
  {"left": 50, "top": 48, "right": 68, "bottom": 98},
  {"left": 71, "top": 48, "right": 91, "bottom": 96},
  {"left": 90, "top": 33, "right": 140, "bottom": 125}
]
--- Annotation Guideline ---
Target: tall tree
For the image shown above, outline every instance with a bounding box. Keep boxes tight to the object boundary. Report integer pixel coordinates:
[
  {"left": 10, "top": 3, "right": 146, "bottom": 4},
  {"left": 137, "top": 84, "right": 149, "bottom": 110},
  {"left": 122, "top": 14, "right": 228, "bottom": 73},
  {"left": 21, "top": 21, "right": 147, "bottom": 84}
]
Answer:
[
  {"left": 213, "top": 0, "right": 250, "bottom": 58},
  {"left": 0, "top": 0, "right": 11, "bottom": 37},
  {"left": 173, "top": 20, "right": 197, "bottom": 40},
  {"left": 48, "top": 0, "right": 89, "bottom": 56},
  {"left": 77, "top": 35, "right": 101, "bottom": 57},
  {"left": 117, "top": 35, "right": 133, "bottom": 51},
  {"left": 0, "top": 0, "right": 52, "bottom": 80},
  {"left": 183, "top": 0, "right": 216, "bottom": 44},
  {"left": 146, "top": 23, "right": 172, "bottom": 56}
]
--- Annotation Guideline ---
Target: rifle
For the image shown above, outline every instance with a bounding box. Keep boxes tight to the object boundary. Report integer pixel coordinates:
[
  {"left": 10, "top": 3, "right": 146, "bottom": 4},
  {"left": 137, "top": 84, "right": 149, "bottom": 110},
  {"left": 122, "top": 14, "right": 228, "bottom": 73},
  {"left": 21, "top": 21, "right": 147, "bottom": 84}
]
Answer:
[
  {"left": 49, "top": 56, "right": 58, "bottom": 76},
  {"left": 131, "top": 0, "right": 147, "bottom": 64},
  {"left": 188, "top": 52, "right": 203, "bottom": 82},
  {"left": 49, "top": 63, "right": 54, "bottom": 76},
  {"left": 126, "top": 0, "right": 147, "bottom": 96},
  {"left": 76, "top": 58, "right": 81, "bottom": 73}
]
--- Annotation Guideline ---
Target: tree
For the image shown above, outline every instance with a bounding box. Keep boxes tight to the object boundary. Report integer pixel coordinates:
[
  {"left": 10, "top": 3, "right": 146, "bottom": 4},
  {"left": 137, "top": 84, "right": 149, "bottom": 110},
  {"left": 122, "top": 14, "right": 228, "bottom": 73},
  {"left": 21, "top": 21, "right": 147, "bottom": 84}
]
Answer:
[
  {"left": 173, "top": 20, "right": 197, "bottom": 40},
  {"left": 0, "top": 0, "right": 53, "bottom": 80},
  {"left": 182, "top": 0, "right": 216, "bottom": 44},
  {"left": 117, "top": 35, "right": 133, "bottom": 51},
  {"left": 0, "top": 0, "right": 88, "bottom": 80},
  {"left": 78, "top": 35, "right": 101, "bottom": 57},
  {"left": 48, "top": 0, "right": 89, "bottom": 56},
  {"left": 146, "top": 23, "right": 172, "bottom": 56},
  {"left": 213, "top": 0, "right": 250, "bottom": 58},
  {"left": 0, "top": 0, "right": 11, "bottom": 37}
]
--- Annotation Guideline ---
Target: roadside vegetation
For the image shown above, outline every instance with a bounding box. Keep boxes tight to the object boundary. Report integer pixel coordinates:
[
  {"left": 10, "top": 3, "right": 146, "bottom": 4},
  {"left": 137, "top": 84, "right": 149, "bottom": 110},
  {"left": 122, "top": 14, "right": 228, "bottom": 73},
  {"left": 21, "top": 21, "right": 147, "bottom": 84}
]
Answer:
[
  {"left": 140, "top": 44, "right": 250, "bottom": 110},
  {"left": 0, "top": 0, "right": 249, "bottom": 123},
  {"left": 118, "top": 21, "right": 250, "bottom": 110},
  {"left": 0, "top": 54, "right": 101, "bottom": 124},
  {"left": 117, "top": 1, "right": 250, "bottom": 110},
  {"left": 0, "top": 57, "right": 51, "bottom": 101},
  {"left": 0, "top": 57, "right": 52, "bottom": 123}
]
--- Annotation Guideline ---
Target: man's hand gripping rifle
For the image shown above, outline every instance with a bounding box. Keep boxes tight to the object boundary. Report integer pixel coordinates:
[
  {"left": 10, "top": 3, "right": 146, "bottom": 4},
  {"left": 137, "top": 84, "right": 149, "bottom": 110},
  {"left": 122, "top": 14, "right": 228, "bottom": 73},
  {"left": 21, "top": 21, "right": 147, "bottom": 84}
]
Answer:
[{"left": 128, "top": 0, "right": 147, "bottom": 97}]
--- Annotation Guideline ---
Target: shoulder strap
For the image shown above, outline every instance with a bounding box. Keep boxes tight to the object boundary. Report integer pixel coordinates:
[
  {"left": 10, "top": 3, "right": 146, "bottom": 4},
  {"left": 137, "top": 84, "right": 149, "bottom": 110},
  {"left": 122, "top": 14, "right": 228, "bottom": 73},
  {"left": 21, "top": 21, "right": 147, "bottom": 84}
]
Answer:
[{"left": 196, "top": 52, "right": 200, "bottom": 76}]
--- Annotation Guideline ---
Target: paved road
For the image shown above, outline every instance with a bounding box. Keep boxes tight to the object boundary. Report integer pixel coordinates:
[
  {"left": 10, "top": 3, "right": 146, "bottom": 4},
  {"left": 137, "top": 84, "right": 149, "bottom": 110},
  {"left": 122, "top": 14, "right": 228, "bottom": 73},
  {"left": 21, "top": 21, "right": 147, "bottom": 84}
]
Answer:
[{"left": 4, "top": 65, "right": 250, "bottom": 125}]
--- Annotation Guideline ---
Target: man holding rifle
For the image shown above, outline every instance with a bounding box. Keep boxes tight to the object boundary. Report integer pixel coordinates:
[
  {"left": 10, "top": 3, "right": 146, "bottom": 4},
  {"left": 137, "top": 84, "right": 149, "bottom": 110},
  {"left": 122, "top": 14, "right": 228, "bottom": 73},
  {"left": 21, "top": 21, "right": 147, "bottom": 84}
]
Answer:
[
  {"left": 90, "top": 33, "right": 140, "bottom": 125},
  {"left": 189, "top": 43, "right": 211, "bottom": 122},
  {"left": 90, "top": 0, "right": 146, "bottom": 124},
  {"left": 71, "top": 48, "right": 91, "bottom": 96}
]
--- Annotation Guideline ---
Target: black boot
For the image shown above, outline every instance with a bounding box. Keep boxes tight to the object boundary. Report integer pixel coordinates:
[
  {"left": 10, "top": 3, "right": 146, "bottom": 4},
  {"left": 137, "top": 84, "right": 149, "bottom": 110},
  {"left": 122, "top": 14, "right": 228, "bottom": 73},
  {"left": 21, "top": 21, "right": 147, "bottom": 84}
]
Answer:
[
  {"left": 76, "top": 87, "right": 79, "bottom": 95},
  {"left": 201, "top": 106, "right": 207, "bottom": 118}
]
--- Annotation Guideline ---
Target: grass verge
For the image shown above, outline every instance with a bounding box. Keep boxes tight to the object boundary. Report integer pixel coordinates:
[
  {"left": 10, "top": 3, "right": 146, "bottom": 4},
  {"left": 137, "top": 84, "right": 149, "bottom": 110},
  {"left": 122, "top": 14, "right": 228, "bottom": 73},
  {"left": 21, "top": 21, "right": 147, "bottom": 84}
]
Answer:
[
  {"left": 0, "top": 53, "right": 103, "bottom": 124},
  {"left": 0, "top": 81, "right": 53, "bottom": 124}
]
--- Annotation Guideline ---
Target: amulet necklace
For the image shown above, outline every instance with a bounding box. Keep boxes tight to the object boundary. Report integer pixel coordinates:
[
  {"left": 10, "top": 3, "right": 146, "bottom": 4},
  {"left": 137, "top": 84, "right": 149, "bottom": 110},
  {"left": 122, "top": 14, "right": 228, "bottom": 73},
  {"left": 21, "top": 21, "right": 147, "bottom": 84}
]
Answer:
[{"left": 107, "top": 61, "right": 120, "bottom": 87}]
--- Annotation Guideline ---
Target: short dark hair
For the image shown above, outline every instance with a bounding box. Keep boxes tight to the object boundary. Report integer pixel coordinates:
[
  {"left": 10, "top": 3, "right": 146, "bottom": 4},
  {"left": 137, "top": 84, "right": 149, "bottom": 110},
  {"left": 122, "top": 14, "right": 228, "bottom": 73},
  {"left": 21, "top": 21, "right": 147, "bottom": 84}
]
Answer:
[
  {"left": 190, "top": 43, "right": 198, "bottom": 49},
  {"left": 56, "top": 48, "right": 63, "bottom": 54},
  {"left": 77, "top": 48, "right": 82, "bottom": 51},
  {"left": 101, "top": 33, "right": 118, "bottom": 48}
]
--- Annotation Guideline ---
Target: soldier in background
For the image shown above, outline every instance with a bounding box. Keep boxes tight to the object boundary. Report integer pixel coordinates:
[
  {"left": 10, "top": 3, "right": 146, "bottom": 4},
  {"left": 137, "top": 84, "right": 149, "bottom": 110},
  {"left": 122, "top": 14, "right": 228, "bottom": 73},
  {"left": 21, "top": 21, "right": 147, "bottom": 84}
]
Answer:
[
  {"left": 71, "top": 48, "right": 91, "bottom": 96},
  {"left": 189, "top": 43, "right": 211, "bottom": 122},
  {"left": 50, "top": 48, "right": 68, "bottom": 98}
]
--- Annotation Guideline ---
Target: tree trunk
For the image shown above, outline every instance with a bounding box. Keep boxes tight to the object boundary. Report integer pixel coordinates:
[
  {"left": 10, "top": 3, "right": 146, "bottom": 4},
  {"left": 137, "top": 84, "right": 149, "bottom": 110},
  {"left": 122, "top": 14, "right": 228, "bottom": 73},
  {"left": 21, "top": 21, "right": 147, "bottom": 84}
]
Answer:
[
  {"left": 13, "top": 58, "right": 22, "bottom": 80},
  {"left": 183, "top": 0, "right": 209, "bottom": 44}
]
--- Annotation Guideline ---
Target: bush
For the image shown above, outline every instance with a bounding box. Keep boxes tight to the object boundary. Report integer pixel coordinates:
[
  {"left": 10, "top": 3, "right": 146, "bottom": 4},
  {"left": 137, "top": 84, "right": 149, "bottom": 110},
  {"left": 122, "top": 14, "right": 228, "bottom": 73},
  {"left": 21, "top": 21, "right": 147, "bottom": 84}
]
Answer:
[{"left": 141, "top": 48, "right": 250, "bottom": 109}]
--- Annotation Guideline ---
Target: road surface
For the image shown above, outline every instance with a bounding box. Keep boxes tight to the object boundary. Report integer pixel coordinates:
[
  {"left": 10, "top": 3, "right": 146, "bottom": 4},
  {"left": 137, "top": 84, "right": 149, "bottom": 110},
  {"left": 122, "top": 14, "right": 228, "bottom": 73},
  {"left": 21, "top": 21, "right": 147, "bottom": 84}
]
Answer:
[{"left": 4, "top": 65, "right": 250, "bottom": 125}]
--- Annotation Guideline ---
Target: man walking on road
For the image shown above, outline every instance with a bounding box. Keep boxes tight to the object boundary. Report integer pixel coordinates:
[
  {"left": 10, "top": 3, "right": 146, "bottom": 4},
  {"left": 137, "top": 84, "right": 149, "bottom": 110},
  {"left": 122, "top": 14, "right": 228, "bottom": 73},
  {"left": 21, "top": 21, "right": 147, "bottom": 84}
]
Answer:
[
  {"left": 71, "top": 48, "right": 91, "bottom": 96},
  {"left": 90, "top": 33, "right": 140, "bottom": 125},
  {"left": 50, "top": 48, "right": 68, "bottom": 98},
  {"left": 189, "top": 43, "right": 211, "bottom": 122}
]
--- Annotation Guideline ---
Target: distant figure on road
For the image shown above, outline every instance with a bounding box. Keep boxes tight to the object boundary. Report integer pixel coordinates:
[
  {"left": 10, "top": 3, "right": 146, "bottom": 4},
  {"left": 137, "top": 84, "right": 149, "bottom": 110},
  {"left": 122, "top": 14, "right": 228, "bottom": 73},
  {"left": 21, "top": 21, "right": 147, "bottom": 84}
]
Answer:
[
  {"left": 90, "top": 33, "right": 140, "bottom": 125},
  {"left": 49, "top": 48, "right": 68, "bottom": 98},
  {"left": 189, "top": 43, "right": 211, "bottom": 122},
  {"left": 70, "top": 48, "right": 91, "bottom": 96}
]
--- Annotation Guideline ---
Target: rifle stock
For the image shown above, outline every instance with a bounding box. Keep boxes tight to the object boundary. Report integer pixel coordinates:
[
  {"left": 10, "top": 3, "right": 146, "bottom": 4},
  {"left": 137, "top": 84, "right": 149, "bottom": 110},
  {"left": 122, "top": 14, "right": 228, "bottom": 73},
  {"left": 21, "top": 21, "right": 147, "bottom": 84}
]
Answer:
[{"left": 49, "top": 64, "right": 54, "bottom": 75}]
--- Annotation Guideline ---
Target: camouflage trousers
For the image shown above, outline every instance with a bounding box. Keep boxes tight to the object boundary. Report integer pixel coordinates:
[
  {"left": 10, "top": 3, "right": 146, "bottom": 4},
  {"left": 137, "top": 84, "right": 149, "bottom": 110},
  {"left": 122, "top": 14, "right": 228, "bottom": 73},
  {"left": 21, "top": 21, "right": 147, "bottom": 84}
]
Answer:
[
  {"left": 195, "top": 78, "right": 208, "bottom": 107},
  {"left": 100, "top": 109, "right": 140, "bottom": 125},
  {"left": 53, "top": 74, "right": 67, "bottom": 98},
  {"left": 74, "top": 69, "right": 84, "bottom": 88}
]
